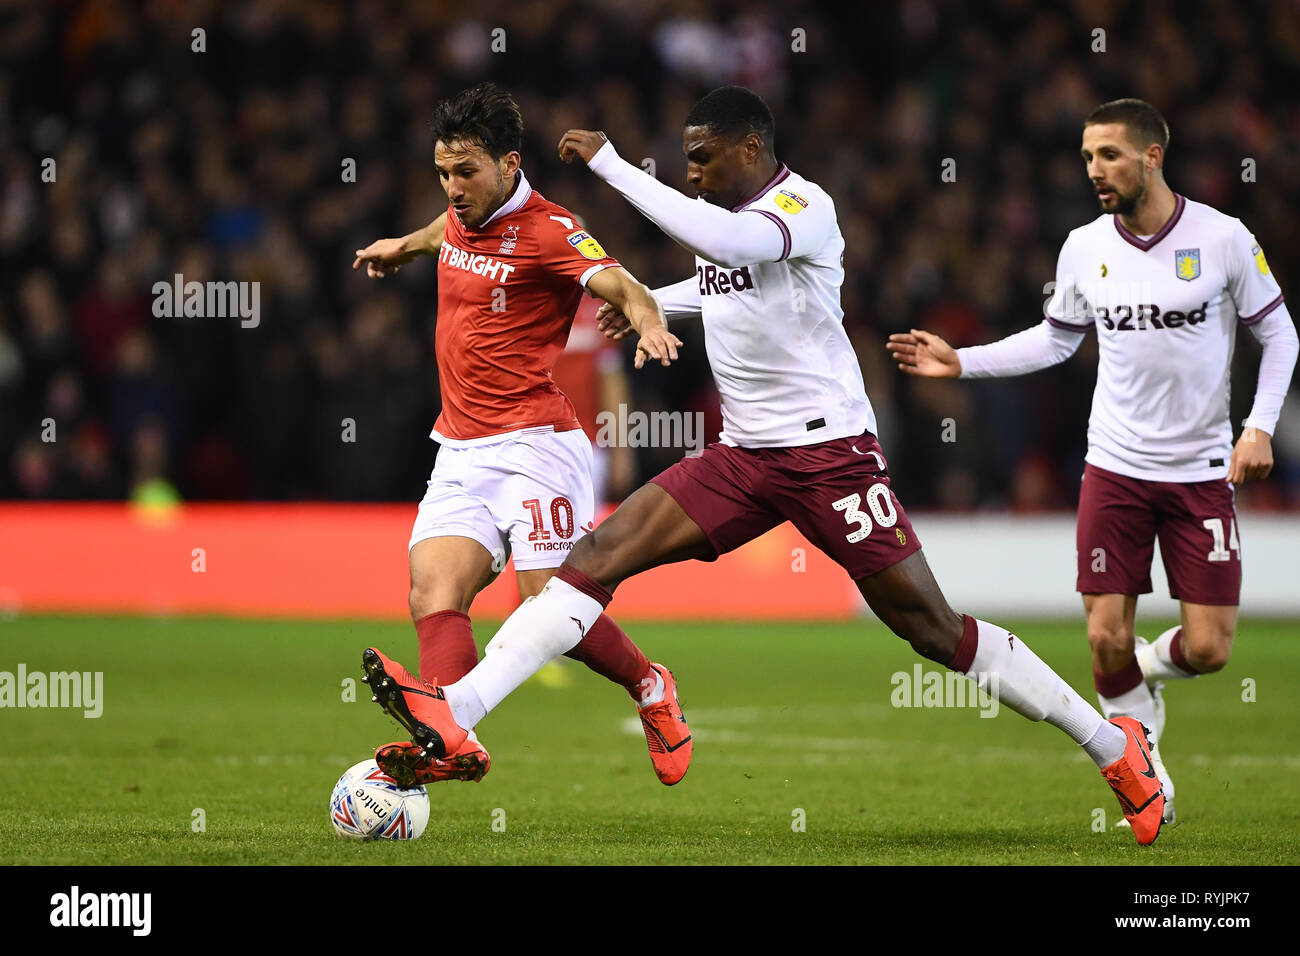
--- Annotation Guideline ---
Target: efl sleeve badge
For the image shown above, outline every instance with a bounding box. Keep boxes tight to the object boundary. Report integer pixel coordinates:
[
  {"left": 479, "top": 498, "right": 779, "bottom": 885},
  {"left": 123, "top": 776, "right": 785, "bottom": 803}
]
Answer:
[
  {"left": 1252, "top": 243, "right": 1270, "bottom": 276},
  {"left": 566, "top": 230, "right": 608, "bottom": 260},
  {"left": 773, "top": 189, "right": 808, "bottom": 215}
]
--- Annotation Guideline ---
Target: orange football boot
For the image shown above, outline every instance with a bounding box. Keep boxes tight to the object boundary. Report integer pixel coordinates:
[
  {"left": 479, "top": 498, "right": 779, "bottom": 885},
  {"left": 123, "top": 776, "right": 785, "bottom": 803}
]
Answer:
[
  {"left": 638, "top": 663, "right": 693, "bottom": 785},
  {"left": 361, "top": 647, "right": 468, "bottom": 759},
  {"left": 1101, "top": 716, "right": 1166, "bottom": 846},
  {"left": 375, "top": 738, "right": 491, "bottom": 787}
]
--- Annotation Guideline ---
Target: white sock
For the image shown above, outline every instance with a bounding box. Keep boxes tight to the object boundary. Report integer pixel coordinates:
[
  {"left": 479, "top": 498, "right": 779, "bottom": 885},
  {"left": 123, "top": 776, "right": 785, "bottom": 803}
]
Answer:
[
  {"left": 965, "top": 619, "right": 1125, "bottom": 767},
  {"left": 635, "top": 667, "right": 665, "bottom": 709},
  {"left": 1137, "top": 626, "right": 1199, "bottom": 682},
  {"left": 1081, "top": 721, "right": 1128, "bottom": 768},
  {"left": 1097, "top": 680, "right": 1158, "bottom": 739},
  {"left": 444, "top": 577, "right": 604, "bottom": 729},
  {"left": 448, "top": 685, "right": 487, "bottom": 734}
]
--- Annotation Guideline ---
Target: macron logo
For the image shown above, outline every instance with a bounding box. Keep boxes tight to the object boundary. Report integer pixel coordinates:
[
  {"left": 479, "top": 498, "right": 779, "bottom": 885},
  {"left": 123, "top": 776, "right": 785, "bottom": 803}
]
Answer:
[{"left": 50, "top": 886, "right": 151, "bottom": 936}]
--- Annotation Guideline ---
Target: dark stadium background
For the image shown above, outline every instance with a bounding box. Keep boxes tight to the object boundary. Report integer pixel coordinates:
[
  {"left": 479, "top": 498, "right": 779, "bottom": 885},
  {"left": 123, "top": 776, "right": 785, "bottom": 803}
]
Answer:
[{"left": 2, "top": 0, "right": 1297, "bottom": 509}]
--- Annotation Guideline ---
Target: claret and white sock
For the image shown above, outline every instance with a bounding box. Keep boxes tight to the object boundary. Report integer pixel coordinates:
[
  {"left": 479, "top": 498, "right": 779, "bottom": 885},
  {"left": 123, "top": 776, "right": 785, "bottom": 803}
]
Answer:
[
  {"left": 950, "top": 616, "right": 1127, "bottom": 768},
  {"left": 1137, "top": 625, "right": 1201, "bottom": 682},
  {"left": 1093, "top": 653, "right": 1159, "bottom": 745}
]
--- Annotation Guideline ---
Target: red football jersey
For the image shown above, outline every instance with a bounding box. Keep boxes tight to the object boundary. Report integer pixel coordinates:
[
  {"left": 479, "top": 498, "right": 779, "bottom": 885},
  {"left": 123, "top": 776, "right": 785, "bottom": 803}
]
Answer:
[{"left": 431, "top": 169, "right": 621, "bottom": 444}]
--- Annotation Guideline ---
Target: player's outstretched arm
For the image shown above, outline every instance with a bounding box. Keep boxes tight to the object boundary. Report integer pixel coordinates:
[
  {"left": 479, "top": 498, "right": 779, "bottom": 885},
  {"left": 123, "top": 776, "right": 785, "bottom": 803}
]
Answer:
[
  {"left": 351, "top": 213, "right": 448, "bottom": 278},
  {"left": 558, "top": 130, "right": 784, "bottom": 268},
  {"left": 595, "top": 275, "right": 701, "bottom": 341},
  {"left": 585, "top": 267, "right": 682, "bottom": 369},
  {"left": 886, "top": 329, "right": 962, "bottom": 378},
  {"left": 652, "top": 275, "right": 704, "bottom": 319},
  {"left": 928, "top": 320, "right": 1086, "bottom": 379}
]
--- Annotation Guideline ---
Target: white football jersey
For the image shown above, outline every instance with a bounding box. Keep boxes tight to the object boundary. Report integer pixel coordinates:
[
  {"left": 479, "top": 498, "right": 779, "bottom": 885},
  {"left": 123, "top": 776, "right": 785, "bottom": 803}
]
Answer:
[
  {"left": 1046, "top": 194, "right": 1285, "bottom": 481},
  {"left": 684, "top": 167, "right": 875, "bottom": 447}
]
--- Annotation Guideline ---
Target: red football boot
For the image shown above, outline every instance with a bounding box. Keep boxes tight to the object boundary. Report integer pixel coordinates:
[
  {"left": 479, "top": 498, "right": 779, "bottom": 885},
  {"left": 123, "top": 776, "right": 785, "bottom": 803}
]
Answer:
[
  {"left": 638, "top": 663, "right": 693, "bottom": 785},
  {"left": 361, "top": 647, "right": 468, "bottom": 759},
  {"left": 375, "top": 737, "right": 491, "bottom": 787},
  {"left": 1101, "top": 716, "right": 1166, "bottom": 846}
]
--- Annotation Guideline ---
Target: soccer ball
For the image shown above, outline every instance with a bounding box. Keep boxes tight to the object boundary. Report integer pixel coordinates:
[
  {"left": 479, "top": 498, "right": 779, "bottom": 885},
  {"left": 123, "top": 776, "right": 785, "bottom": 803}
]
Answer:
[{"left": 329, "top": 759, "right": 430, "bottom": 841}]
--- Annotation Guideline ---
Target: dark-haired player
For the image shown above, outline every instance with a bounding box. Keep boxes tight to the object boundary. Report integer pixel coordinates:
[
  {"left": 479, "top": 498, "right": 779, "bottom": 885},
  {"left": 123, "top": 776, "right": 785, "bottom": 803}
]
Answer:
[
  {"left": 352, "top": 83, "right": 694, "bottom": 787},
  {"left": 363, "top": 86, "right": 1169, "bottom": 844},
  {"left": 889, "top": 98, "right": 1298, "bottom": 824}
]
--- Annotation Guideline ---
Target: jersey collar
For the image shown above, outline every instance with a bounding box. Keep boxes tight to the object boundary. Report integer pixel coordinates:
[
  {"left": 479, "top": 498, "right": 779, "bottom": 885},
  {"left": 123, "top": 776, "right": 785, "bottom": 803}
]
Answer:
[
  {"left": 1113, "top": 193, "right": 1185, "bottom": 251},
  {"left": 732, "top": 163, "right": 791, "bottom": 211},
  {"left": 477, "top": 169, "right": 533, "bottom": 230}
]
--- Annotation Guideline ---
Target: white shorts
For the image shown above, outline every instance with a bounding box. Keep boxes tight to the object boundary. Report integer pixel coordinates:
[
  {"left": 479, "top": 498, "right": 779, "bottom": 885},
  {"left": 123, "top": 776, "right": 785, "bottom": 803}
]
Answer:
[{"left": 409, "top": 427, "right": 596, "bottom": 572}]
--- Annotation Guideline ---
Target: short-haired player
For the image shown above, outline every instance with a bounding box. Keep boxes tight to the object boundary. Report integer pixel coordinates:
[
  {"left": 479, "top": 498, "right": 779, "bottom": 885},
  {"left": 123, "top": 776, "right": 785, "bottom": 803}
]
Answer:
[
  {"left": 364, "top": 87, "right": 1172, "bottom": 844},
  {"left": 888, "top": 98, "right": 1299, "bottom": 825},
  {"left": 352, "top": 84, "right": 693, "bottom": 787}
]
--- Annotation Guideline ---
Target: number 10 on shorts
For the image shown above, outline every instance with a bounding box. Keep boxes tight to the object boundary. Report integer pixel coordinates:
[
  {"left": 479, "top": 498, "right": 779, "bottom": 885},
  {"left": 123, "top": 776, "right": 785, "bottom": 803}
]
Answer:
[
  {"left": 832, "top": 484, "right": 898, "bottom": 542},
  {"left": 1202, "top": 516, "right": 1240, "bottom": 562},
  {"left": 523, "top": 497, "right": 576, "bottom": 542}
]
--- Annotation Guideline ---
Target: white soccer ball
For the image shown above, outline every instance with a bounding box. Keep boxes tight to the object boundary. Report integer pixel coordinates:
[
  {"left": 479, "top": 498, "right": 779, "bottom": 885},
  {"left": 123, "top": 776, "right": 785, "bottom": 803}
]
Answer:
[{"left": 329, "top": 759, "right": 430, "bottom": 841}]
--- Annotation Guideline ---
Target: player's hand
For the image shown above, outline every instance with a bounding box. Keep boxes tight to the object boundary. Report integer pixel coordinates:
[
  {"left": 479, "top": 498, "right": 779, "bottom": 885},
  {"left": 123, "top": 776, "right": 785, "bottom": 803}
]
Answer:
[
  {"left": 634, "top": 325, "right": 682, "bottom": 369},
  {"left": 595, "top": 301, "right": 635, "bottom": 341},
  {"left": 558, "top": 129, "right": 609, "bottom": 165},
  {"left": 352, "top": 237, "right": 421, "bottom": 278},
  {"left": 886, "top": 329, "right": 962, "bottom": 378},
  {"left": 1228, "top": 427, "right": 1273, "bottom": 484}
]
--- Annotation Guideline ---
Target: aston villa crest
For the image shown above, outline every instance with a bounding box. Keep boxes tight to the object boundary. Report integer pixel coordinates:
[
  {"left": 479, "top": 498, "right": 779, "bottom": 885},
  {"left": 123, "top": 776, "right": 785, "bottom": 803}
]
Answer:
[{"left": 1175, "top": 247, "right": 1201, "bottom": 281}]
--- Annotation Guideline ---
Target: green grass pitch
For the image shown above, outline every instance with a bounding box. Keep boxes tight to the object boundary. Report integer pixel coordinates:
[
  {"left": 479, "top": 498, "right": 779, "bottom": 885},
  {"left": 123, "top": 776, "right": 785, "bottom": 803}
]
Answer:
[{"left": 1, "top": 614, "right": 1296, "bottom": 865}]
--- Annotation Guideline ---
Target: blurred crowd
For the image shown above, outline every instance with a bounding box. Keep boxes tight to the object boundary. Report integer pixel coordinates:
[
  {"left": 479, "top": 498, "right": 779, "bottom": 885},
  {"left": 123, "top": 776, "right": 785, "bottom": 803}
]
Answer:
[{"left": 2, "top": 0, "right": 1299, "bottom": 508}]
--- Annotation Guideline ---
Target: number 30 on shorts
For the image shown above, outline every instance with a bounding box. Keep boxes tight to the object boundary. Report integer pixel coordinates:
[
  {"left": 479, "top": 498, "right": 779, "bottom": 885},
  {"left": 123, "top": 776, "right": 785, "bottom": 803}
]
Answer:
[{"left": 832, "top": 484, "right": 898, "bottom": 543}]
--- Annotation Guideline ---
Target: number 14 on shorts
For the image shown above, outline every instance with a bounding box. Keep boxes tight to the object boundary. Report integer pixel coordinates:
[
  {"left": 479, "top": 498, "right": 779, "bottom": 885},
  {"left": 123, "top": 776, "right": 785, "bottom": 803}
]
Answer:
[{"left": 1202, "top": 516, "right": 1240, "bottom": 562}]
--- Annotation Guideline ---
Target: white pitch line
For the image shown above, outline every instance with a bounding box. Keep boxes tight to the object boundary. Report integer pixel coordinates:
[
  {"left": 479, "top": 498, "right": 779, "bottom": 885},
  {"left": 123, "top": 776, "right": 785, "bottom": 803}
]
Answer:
[
  {"left": 1184, "top": 753, "right": 1300, "bottom": 770},
  {"left": 617, "top": 718, "right": 1300, "bottom": 767}
]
